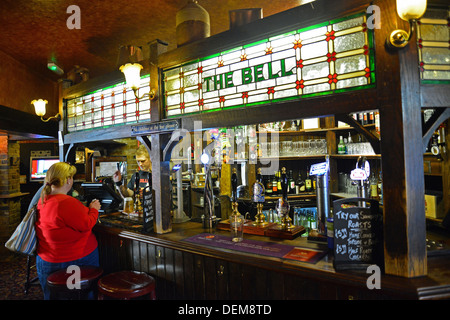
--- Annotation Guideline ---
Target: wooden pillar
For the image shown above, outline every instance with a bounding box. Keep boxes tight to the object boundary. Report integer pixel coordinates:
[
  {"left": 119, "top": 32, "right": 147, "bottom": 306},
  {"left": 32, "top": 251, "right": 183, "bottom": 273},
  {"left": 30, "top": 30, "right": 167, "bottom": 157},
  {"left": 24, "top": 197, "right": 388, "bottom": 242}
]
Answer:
[
  {"left": 375, "top": 0, "right": 426, "bottom": 277},
  {"left": 149, "top": 134, "right": 173, "bottom": 234},
  {"left": 148, "top": 39, "right": 171, "bottom": 234}
]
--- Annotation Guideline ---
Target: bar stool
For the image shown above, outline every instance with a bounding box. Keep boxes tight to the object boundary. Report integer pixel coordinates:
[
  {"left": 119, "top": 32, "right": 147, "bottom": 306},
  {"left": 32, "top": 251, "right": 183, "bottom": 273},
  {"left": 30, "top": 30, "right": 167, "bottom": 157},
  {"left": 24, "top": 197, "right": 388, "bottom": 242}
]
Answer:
[
  {"left": 24, "top": 255, "right": 40, "bottom": 294},
  {"left": 97, "top": 271, "right": 156, "bottom": 300},
  {"left": 47, "top": 266, "right": 103, "bottom": 300}
]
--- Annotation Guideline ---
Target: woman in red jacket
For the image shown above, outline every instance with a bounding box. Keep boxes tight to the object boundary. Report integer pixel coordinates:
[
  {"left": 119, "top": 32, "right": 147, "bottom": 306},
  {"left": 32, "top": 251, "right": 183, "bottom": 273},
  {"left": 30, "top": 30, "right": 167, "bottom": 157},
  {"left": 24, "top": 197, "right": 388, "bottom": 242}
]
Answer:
[{"left": 35, "top": 162, "right": 101, "bottom": 299}]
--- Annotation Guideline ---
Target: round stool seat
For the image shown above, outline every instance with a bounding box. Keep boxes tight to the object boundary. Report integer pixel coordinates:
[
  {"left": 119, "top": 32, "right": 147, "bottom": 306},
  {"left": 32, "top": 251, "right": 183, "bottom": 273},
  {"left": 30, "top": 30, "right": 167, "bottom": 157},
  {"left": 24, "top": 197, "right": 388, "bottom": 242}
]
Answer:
[
  {"left": 97, "top": 271, "right": 156, "bottom": 300},
  {"left": 47, "top": 266, "right": 103, "bottom": 289},
  {"left": 47, "top": 266, "right": 103, "bottom": 299}
]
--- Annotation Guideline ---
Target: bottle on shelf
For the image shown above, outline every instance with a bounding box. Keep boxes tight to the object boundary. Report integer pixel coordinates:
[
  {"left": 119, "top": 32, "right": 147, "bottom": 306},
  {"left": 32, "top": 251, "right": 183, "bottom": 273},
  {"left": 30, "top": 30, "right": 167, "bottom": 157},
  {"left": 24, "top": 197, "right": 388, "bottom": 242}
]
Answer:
[
  {"left": 347, "top": 132, "right": 353, "bottom": 155},
  {"left": 272, "top": 172, "right": 278, "bottom": 195},
  {"left": 288, "top": 170, "right": 296, "bottom": 194},
  {"left": 276, "top": 170, "right": 282, "bottom": 194},
  {"left": 265, "top": 175, "right": 273, "bottom": 196},
  {"left": 370, "top": 172, "right": 378, "bottom": 200},
  {"left": 358, "top": 112, "right": 364, "bottom": 125},
  {"left": 296, "top": 172, "right": 306, "bottom": 193},
  {"left": 305, "top": 167, "right": 312, "bottom": 192},
  {"left": 377, "top": 170, "right": 383, "bottom": 205},
  {"left": 368, "top": 111, "right": 375, "bottom": 125},
  {"left": 375, "top": 111, "right": 380, "bottom": 135},
  {"left": 363, "top": 112, "right": 370, "bottom": 125},
  {"left": 338, "top": 135, "right": 347, "bottom": 154}
]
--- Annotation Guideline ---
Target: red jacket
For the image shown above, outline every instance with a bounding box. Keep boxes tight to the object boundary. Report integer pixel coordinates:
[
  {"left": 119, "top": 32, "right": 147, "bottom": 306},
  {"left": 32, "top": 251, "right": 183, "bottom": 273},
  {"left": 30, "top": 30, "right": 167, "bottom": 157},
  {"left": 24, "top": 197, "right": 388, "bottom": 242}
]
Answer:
[{"left": 36, "top": 194, "right": 99, "bottom": 263}]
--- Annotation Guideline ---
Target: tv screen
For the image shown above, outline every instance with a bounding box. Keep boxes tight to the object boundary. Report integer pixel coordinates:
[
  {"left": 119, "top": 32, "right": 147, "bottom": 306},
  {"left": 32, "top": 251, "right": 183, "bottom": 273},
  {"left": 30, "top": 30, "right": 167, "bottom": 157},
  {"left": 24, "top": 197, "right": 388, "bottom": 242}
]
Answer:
[
  {"left": 81, "top": 182, "right": 123, "bottom": 214},
  {"left": 30, "top": 157, "right": 60, "bottom": 182}
]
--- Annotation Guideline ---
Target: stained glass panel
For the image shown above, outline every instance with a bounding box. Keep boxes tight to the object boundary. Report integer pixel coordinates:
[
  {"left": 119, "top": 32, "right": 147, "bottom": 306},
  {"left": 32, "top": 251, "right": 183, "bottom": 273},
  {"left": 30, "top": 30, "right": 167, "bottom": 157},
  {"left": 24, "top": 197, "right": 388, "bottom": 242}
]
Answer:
[
  {"left": 66, "top": 75, "right": 151, "bottom": 133},
  {"left": 417, "top": 8, "right": 450, "bottom": 82},
  {"left": 163, "top": 12, "right": 375, "bottom": 117}
]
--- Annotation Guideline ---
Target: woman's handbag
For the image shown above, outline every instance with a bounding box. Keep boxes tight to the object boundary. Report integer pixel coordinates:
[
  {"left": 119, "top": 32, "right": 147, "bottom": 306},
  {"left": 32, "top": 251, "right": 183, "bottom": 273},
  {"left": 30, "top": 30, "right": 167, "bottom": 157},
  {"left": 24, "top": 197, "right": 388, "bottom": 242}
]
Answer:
[{"left": 5, "top": 205, "right": 37, "bottom": 255}]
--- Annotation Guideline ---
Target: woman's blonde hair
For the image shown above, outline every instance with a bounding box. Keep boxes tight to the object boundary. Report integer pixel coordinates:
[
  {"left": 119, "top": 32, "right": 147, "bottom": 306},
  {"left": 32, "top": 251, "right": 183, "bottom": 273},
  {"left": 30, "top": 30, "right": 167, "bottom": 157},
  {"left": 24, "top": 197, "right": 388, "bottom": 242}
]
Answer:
[
  {"left": 40, "top": 162, "right": 76, "bottom": 204},
  {"left": 136, "top": 144, "right": 150, "bottom": 160}
]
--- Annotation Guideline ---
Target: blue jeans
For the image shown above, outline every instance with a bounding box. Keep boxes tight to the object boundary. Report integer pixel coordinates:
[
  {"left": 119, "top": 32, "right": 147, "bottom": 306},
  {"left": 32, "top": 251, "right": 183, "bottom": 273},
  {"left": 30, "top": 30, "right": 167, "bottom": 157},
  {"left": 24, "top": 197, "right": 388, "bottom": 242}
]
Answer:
[{"left": 36, "top": 247, "right": 99, "bottom": 300}]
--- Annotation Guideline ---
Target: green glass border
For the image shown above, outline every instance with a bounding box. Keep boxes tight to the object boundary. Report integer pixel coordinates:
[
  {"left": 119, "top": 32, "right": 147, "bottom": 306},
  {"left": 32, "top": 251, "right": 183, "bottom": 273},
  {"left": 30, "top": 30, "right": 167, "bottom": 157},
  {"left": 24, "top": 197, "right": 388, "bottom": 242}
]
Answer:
[{"left": 421, "top": 79, "right": 450, "bottom": 84}]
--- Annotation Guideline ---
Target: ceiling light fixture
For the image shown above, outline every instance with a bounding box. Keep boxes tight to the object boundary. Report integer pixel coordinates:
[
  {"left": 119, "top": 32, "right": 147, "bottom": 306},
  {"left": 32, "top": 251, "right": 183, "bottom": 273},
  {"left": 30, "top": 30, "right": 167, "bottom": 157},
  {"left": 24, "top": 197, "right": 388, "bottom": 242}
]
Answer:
[
  {"left": 387, "top": 0, "right": 427, "bottom": 48},
  {"left": 47, "top": 61, "right": 64, "bottom": 75},
  {"left": 118, "top": 45, "right": 156, "bottom": 100},
  {"left": 31, "top": 99, "right": 61, "bottom": 122}
]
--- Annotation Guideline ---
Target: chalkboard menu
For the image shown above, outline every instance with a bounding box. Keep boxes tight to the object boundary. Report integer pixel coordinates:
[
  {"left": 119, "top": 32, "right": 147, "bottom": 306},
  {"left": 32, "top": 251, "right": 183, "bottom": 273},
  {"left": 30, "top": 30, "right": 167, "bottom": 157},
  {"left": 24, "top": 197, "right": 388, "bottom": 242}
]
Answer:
[
  {"left": 332, "top": 198, "right": 383, "bottom": 271},
  {"left": 142, "top": 186, "right": 154, "bottom": 233}
]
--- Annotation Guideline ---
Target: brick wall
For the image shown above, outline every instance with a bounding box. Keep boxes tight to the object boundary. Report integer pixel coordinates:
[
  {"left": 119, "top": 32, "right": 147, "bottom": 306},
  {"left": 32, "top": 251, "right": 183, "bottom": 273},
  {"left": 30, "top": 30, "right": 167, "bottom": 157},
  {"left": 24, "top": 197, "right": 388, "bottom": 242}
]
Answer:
[
  {"left": 0, "top": 135, "right": 22, "bottom": 256},
  {"left": 110, "top": 138, "right": 140, "bottom": 181}
]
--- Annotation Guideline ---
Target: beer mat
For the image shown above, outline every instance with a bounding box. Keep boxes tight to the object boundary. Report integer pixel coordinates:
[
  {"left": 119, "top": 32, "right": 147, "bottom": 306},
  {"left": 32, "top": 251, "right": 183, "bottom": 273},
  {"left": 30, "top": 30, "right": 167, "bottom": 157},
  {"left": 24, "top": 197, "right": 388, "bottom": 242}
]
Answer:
[{"left": 183, "top": 233, "right": 327, "bottom": 264}]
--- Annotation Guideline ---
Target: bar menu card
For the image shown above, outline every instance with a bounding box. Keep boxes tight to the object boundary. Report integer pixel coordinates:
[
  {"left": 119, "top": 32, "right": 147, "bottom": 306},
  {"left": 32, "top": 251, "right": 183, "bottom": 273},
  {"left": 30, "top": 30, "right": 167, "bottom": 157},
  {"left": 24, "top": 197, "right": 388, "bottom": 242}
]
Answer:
[{"left": 332, "top": 198, "right": 383, "bottom": 271}]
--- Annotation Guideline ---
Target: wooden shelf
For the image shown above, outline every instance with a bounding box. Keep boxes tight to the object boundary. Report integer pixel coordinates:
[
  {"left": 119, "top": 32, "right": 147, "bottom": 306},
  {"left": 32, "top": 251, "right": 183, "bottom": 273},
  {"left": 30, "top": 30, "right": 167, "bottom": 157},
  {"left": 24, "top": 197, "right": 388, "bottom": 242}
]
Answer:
[
  {"left": 0, "top": 192, "right": 30, "bottom": 199},
  {"left": 256, "top": 124, "right": 376, "bottom": 135}
]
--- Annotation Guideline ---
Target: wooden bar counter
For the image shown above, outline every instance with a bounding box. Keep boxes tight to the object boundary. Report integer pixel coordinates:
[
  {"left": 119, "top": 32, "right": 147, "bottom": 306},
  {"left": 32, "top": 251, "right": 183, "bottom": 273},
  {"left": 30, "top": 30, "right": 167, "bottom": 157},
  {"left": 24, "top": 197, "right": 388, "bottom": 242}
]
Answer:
[{"left": 94, "top": 214, "right": 450, "bottom": 300}]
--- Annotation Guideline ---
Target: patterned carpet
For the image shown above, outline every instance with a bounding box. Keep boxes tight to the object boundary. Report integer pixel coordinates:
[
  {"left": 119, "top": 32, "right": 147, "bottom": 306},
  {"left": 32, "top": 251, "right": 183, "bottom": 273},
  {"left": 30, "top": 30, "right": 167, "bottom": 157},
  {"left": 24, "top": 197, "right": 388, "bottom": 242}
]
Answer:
[{"left": 0, "top": 252, "right": 43, "bottom": 300}]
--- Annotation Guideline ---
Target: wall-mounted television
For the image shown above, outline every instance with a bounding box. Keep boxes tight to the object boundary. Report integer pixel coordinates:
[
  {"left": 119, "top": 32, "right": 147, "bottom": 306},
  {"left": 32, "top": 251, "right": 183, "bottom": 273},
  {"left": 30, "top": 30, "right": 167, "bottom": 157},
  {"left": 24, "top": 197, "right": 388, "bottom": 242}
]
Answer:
[{"left": 30, "top": 156, "right": 60, "bottom": 182}]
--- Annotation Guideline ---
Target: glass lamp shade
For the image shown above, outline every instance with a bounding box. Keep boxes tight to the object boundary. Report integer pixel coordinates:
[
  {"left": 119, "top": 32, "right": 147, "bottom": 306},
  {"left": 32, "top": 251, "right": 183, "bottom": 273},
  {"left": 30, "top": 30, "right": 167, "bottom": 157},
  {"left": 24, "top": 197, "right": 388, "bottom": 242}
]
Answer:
[
  {"left": 200, "top": 153, "right": 210, "bottom": 165},
  {"left": 120, "top": 63, "right": 143, "bottom": 90},
  {"left": 31, "top": 99, "right": 48, "bottom": 117},
  {"left": 396, "top": 0, "right": 427, "bottom": 21}
]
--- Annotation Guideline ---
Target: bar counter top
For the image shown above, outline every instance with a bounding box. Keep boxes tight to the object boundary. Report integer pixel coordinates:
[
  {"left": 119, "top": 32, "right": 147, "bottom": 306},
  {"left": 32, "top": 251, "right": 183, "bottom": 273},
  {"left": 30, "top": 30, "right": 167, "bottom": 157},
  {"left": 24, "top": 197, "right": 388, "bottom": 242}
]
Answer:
[{"left": 95, "top": 212, "right": 450, "bottom": 300}]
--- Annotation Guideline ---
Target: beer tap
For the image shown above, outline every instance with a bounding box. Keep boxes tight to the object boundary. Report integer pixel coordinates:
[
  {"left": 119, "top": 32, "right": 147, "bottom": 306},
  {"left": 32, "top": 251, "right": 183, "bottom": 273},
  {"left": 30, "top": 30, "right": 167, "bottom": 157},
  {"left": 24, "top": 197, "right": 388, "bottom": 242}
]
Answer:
[
  {"left": 276, "top": 167, "right": 293, "bottom": 230},
  {"left": 230, "top": 168, "right": 244, "bottom": 242},
  {"left": 231, "top": 168, "right": 240, "bottom": 215},
  {"left": 116, "top": 162, "right": 128, "bottom": 199},
  {"left": 134, "top": 172, "right": 143, "bottom": 214},
  {"left": 252, "top": 168, "right": 268, "bottom": 227},
  {"left": 201, "top": 143, "right": 216, "bottom": 232},
  {"left": 353, "top": 156, "right": 370, "bottom": 207}
]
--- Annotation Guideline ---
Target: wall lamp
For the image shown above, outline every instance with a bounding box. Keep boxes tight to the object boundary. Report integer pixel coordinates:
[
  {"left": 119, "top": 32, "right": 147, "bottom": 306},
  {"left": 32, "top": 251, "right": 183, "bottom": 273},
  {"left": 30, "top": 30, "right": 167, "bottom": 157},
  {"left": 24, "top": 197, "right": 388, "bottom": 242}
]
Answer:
[
  {"left": 118, "top": 45, "right": 156, "bottom": 100},
  {"left": 31, "top": 99, "right": 61, "bottom": 122},
  {"left": 387, "top": 0, "right": 427, "bottom": 48}
]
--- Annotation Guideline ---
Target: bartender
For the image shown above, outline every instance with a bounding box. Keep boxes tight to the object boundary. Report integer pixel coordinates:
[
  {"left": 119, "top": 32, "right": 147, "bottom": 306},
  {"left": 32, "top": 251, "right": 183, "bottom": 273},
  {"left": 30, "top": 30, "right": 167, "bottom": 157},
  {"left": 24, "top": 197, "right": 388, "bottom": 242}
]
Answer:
[{"left": 113, "top": 144, "right": 152, "bottom": 197}]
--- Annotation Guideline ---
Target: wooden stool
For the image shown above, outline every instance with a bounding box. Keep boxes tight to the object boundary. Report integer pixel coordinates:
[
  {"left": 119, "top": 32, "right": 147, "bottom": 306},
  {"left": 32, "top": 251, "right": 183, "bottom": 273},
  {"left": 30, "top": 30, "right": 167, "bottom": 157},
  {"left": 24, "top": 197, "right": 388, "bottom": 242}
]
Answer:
[
  {"left": 97, "top": 271, "right": 156, "bottom": 300},
  {"left": 47, "top": 266, "right": 103, "bottom": 300}
]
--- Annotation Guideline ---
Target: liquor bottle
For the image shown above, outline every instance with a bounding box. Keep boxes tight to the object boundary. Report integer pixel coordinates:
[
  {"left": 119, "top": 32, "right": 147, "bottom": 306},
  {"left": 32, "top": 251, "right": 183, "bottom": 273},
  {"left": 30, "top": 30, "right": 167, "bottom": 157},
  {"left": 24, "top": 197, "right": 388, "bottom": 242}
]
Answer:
[
  {"left": 368, "top": 111, "right": 375, "bottom": 125},
  {"left": 347, "top": 132, "right": 353, "bottom": 155},
  {"left": 370, "top": 173, "right": 378, "bottom": 200},
  {"left": 375, "top": 111, "right": 380, "bottom": 135},
  {"left": 296, "top": 172, "right": 306, "bottom": 193},
  {"left": 358, "top": 112, "right": 364, "bottom": 125},
  {"left": 363, "top": 112, "right": 368, "bottom": 125},
  {"left": 377, "top": 170, "right": 383, "bottom": 205},
  {"left": 276, "top": 170, "right": 282, "bottom": 194},
  {"left": 272, "top": 172, "right": 278, "bottom": 195},
  {"left": 288, "top": 170, "right": 296, "bottom": 194},
  {"left": 338, "top": 136, "right": 346, "bottom": 154},
  {"left": 305, "top": 167, "right": 312, "bottom": 192},
  {"left": 265, "top": 175, "right": 273, "bottom": 195}
]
